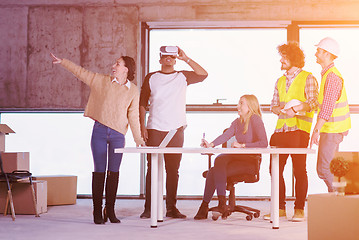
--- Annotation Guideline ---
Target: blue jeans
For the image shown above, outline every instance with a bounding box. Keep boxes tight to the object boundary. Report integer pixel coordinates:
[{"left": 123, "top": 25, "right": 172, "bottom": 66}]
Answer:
[
  {"left": 317, "top": 132, "right": 344, "bottom": 192},
  {"left": 91, "top": 121, "right": 125, "bottom": 173}
]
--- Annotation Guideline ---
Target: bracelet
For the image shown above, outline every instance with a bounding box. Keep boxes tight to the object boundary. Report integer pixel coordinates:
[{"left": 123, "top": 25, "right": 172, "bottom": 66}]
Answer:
[
  {"left": 291, "top": 107, "right": 297, "bottom": 113},
  {"left": 186, "top": 58, "right": 191, "bottom": 63}
]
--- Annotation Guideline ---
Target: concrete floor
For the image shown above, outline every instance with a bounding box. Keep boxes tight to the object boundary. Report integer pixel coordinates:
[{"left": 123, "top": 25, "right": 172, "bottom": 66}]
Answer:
[{"left": 0, "top": 199, "right": 308, "bottom": 240}]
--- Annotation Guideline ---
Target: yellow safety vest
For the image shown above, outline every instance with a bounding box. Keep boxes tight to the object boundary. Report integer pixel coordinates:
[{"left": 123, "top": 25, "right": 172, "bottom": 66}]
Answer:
[
  {"left": 275, "top": 71, "right": 314, "bottom": 133},
  {"left": 318, "top": 66, "right": 351, "bottom": 133}
]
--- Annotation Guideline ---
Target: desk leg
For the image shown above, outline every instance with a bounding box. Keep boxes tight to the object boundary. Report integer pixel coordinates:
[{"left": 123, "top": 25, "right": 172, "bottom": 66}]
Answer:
[
  {"left": 150, "top": 153, "right": 158, "bottom": 228},
  {"left": 157, "top": 154, "right": 164, "bottom": 222},
  {"left": 271, "top": 153, "right": 280, "bottom": 229}
]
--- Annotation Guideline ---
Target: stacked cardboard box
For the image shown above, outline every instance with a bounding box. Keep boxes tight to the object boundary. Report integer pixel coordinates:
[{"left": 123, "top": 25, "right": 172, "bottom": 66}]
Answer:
[
  {"left": 33, "top": 175, "right": 77, "bottom": 205},
  {"left": 0, "top": 180, "right": 47, "bottom": 214},
  {"left": 308, "top": 193, "right": 359, "bottom": 240},
  {"left": 2, "top": 152, "right": 30, "bottom": 173},
  {"left": 0, "top": 124, "right": 47, "bottom": 215}
]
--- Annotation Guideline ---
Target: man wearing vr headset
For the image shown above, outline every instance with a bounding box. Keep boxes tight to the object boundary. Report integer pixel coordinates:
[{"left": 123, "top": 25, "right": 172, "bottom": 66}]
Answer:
[{"left": 139, "top": 46, "right": 208, "bottom": 219}]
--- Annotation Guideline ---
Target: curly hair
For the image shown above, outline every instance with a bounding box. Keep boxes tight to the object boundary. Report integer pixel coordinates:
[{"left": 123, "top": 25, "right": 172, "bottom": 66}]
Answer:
[
  {"left": 277, "top": 42, "right": 305, "bottom": 68},
  {"left": 122, "top": 56, "right": 136, "bottom": 81}
]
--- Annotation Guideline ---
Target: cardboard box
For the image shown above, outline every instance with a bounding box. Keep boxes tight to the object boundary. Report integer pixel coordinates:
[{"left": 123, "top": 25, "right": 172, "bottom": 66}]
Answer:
[
  {"left": 1, "top": 152, "right": 30, "bottom": 173},
  {"left": 0, "top": 124, "right": 15, "bottom": 152},
  {"left": 33, "top": 175, "right": 77, "bottom": 206},
  {"left": 0, "top": 180, "right": 47, "bottom": 215},
  {"left": 334, "top": 152, "right": 359, "bottom": 194},
  {"left": 308, "top": 193, "right": 359, "bottom": 240}
]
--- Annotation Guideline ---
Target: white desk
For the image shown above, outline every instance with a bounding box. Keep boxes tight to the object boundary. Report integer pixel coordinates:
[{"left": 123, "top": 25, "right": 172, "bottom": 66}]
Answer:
[{"left": 114, "top": 147, "right": 315, "bottom": 229}]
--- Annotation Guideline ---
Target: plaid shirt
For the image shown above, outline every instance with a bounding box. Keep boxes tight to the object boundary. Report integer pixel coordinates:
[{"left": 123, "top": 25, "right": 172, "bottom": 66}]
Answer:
[
  {"left": 271, "top": 68, "right": 319, "bottom": 133},
  {"left": 318, "top": 63, "right": 343, "bottom": 121}
]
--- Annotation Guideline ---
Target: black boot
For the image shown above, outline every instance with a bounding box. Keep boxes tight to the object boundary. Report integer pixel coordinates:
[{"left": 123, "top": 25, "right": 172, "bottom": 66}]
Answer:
[
  {"left": 140, "top": 207, "right": 150, "bottom": 219},
  {"left": 92, "top": 172, "right": 105, "bottom": 224},
  {"left": 104, "top": 171, "right": 121, "bottom": 223},
  {"left": 194, "top": 201, "right": 209, "bottom": 220},
  {"left": 217, "top": 195, "right": 229, "bottom": 218},
  {"left": 218, "top": 195, "right": 227, "bottom": 212}
]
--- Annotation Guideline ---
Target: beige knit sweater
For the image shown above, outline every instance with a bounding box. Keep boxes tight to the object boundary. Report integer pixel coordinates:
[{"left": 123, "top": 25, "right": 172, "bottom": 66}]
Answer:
[{"left": 61, "top": 59, "right": 145, "bottom": 146}]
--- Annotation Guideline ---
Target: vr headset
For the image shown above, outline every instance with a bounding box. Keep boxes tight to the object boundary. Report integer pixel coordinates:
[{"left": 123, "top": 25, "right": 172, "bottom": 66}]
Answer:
[{"left": 160, "top": 46, "right": 178, "bottom": 56}]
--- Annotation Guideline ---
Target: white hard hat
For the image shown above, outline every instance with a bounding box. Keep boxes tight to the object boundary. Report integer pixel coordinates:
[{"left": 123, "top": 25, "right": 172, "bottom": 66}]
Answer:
[{"left": 315, "top": 37, "right": 340, "bottom": 57}]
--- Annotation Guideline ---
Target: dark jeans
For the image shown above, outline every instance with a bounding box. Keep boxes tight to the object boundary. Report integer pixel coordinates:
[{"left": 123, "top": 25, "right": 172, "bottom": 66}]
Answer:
[
  {"left": 269, "top": 130, "right": 309, "bottom": 210},
  {"left": 144, "top": 127, "right": 184, "bottom": 210},
  {"left": 203, "top": 154, "right": 260, "bottom": 203},
  {"left": 91, "top": 121, "right": 125, "bottom": 172}
]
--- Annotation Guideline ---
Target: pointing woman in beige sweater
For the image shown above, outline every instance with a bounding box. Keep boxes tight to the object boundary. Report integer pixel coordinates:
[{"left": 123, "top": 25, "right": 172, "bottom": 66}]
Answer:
[{"left": 51, "top": 53, "right": 145, "bottom": 225}]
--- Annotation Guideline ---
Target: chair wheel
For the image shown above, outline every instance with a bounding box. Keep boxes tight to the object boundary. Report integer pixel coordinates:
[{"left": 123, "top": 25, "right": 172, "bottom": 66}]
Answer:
[
  {"left": 246, "top": 215, "right": 253, "bottom": 221},
  {"left": 212, "top": 212, "right": 220, "bottom": 221},
  {"left": 254, "top": 212, "right": 260, "bottom": 218}
]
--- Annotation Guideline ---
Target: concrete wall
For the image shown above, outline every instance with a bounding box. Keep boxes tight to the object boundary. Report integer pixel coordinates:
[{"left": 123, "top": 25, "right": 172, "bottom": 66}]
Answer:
[{"left": 1, "top": 0, "right": 359, "bottom": 109}]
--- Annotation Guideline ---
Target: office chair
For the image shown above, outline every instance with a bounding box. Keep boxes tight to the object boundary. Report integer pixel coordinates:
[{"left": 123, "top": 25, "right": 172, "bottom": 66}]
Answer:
[
  {"left": 202, "top": 130, "right": 261, "bottom": 221},
  {"left": 0, "top": 152, "right": 39, "bottom": 220}
]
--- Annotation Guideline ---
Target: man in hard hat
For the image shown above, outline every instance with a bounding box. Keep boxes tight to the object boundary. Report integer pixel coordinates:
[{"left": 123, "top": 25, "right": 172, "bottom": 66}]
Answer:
[
  {"left": 264, "top": 42, "right": 319, "bottom": 222},
  {"left": 310, "top": 37, "right": 351, "bottom": 192}
]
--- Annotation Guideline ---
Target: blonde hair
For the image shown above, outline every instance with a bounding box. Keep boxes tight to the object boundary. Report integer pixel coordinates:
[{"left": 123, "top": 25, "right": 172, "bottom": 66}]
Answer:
[{"left": 240, "top": 94, "right": 262, "bottom": 134}]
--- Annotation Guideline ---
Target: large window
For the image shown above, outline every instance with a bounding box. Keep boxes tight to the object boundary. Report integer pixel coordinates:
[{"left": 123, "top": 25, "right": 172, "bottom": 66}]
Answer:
[
  {"left": 148, "top": 26, "right": 359, "bottom": 197},
  {"left": 148, "top": 28, "right": 290, "bottom": 196}
]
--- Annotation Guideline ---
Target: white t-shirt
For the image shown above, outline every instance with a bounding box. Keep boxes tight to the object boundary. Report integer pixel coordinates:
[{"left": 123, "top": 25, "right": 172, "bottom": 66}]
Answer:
[{"left": 140, "top": 70, "right": 206, "bottom": 131}]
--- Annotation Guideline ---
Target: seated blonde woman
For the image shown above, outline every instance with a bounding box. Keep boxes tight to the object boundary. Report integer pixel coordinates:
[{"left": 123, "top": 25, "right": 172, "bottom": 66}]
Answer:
[{"left": 194, "top": 94, "right": 268, "bottom": 220}]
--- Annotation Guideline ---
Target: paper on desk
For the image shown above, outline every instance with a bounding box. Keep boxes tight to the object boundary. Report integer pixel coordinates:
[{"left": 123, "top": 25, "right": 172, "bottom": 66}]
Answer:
[
  {"left": 136, "top": 146, "right": 159, "bottom": 149},
  {"left": 280, "top": 99, "right": 305, "bottom": 116}
]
